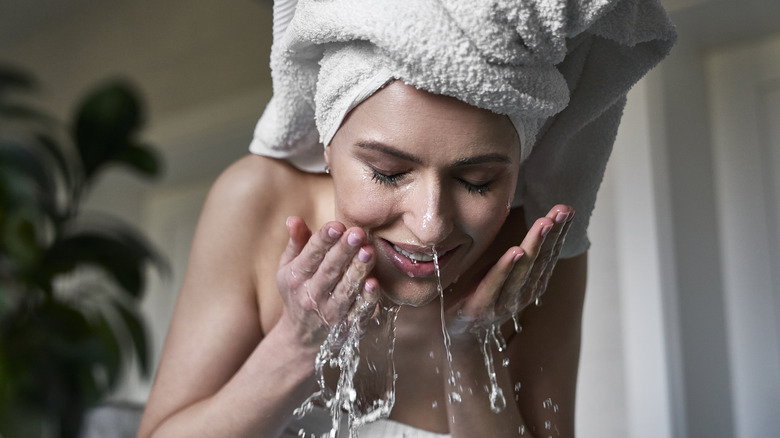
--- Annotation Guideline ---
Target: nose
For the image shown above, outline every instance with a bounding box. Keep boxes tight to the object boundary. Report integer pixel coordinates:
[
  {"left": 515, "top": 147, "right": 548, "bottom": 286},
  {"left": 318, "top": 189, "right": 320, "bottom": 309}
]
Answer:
[{"left": 405, "top": 176, "right": 454, "bottom": 246}]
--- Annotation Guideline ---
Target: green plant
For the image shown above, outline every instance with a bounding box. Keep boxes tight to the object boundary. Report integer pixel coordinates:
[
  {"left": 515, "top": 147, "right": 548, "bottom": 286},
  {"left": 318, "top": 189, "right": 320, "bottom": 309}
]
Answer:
[{"left": 0, "top": 65, "right": 165, "bottom": 438}]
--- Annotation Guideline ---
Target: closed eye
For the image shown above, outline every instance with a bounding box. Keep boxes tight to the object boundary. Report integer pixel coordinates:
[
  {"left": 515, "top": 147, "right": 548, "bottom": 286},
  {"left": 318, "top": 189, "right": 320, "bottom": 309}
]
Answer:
[
  {"left": 458, "top": 179, "right": 492, "bottom": 196},
  {"left": 371, "top": 169, "right": 407, "bottom": 186}
]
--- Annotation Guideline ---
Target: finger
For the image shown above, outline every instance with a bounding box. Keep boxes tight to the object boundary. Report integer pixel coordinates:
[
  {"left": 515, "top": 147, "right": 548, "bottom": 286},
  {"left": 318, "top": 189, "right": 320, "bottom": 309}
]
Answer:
[
  {"left": 522, "top": 208, "right": 575, "bottom": 305},
  {"left": 461, "top": 247, "right": 523, "bottom": 318},
  {"left": 351, "top": 277, "right": 381, "bottom": 327},
  {"left": 537, "top": 205, "right": 574, "bottom": 259},
  {"left": 287, "top": 221, "right": 349, "bottom": 280},
  {"left": 304, "top": 228, "right": 367, "bottom": 301},
  {"left": 323, "top": 242, "right": 375, "bottom": 318},
  {"left": 279, "top": 216, "right": 312, "bottom": 267},
  {"left": 519, "top": 216, "right": 554, "bottom": 262},
  {"left": 496, "top": 217, "right": 553, "bottom": 313},
  {"left": 528, "top": 210, "right": 575, "bottom": 299}
]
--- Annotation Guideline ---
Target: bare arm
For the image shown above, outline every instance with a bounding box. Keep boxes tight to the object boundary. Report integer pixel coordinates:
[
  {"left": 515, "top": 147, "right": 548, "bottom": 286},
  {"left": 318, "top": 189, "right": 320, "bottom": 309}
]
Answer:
[{"left": 138, "top": 157, "right": 376, "bottom": 438}]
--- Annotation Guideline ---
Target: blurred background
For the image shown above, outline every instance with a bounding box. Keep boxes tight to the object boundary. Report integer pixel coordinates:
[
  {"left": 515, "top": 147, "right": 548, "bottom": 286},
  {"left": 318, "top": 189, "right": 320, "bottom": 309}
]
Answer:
[{"left": 0, "top": 0, "right": 778, "bottom": 436}]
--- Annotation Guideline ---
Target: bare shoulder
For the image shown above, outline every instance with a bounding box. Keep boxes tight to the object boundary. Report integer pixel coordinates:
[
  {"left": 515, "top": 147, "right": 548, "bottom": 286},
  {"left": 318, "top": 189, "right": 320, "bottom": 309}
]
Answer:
[
  {"left": 198, "top": 154, "right": 329, "bottom": 261},
  {"left": 205, "top": 154, "right": 317, "bottom": 222},
  {"left": 201, "top": 154, "right": 334, "bottom": 331},
  {"left": 138, "top": 155, "right": 330, "bottom": 436}
]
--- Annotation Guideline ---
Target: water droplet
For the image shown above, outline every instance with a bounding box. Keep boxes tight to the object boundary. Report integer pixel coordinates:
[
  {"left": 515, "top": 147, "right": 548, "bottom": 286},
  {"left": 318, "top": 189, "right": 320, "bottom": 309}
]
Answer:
[
  {"left": 514, "top": 382, "right": 522, "bottom": 392},
  {"left": 518, "top": 425, "right": 526, "bottom": 435},
  {"left": 429, "top": 351, "right": 435, "bottom": 359},
  {"left": 502, "top": 358, "right": 510, "bottom": 367},
  {"left": 535, "top": 297, "right": 542, "bottom": 306},
  {"left": 432, "top": 401, "right": 438, "bottom": 409},
  {"left": 553, "top": 403, "right": 559, "bottom": 413},
  {"left": 543, "top": 398, "right": 553, "bottom": 409},
  {"left": 512, "top": 314, "right": 522, "bottom": 333},
  {"left": 544, "top": 420, "right": 551, "bottom": 430}
]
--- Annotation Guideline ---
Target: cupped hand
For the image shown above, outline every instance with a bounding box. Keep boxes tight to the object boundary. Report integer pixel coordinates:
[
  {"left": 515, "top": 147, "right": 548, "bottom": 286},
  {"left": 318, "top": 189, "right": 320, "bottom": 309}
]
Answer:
[
  {"left": 275, "top": 216, "right": 380, "bottom": 349},
  {"left": 446, "top": 205, "right": 575, "bottom": 337}
]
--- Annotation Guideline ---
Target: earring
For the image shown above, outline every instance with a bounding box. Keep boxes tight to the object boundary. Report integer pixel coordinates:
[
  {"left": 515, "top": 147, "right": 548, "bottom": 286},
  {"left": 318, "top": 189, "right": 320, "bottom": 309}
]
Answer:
[{"left": 324, "top": 165, "right": 330, "bottom": 175}]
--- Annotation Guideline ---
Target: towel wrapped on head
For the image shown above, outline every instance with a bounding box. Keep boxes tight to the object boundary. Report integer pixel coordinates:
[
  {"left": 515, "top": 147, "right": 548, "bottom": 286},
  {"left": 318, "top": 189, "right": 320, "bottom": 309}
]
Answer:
[{"left": 250, "top": 0, "right": 676, "bottom": 257}]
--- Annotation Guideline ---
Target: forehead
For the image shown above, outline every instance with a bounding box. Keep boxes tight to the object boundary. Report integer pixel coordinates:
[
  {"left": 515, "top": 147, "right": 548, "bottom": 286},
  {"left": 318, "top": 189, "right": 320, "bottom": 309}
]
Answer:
[{"left": 333, "top": 81, "right": 520, "bottom": 160}]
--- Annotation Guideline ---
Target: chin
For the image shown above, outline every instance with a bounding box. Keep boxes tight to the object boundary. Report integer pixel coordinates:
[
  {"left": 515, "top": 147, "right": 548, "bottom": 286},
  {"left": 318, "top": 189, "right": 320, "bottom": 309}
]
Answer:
[{"left": 375, "top": 270, "right": 445, "bottom": 307}]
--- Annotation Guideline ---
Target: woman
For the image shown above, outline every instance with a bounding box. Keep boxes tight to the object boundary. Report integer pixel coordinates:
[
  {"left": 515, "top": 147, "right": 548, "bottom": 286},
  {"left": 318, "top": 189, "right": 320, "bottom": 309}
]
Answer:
[{"left": 138, "top": 1, "right": 675, "bottom": 437}]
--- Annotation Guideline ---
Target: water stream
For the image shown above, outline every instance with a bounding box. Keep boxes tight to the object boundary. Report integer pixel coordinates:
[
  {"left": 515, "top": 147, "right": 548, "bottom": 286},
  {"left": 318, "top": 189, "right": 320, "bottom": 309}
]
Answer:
[{"left": 296, "top": 246, "right": 525, "bottom": 436}]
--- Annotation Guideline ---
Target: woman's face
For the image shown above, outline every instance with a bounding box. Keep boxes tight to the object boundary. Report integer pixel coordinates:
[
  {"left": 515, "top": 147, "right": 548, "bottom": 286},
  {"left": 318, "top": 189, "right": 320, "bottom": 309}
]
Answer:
[{"left": 325, "top": 81, "right": 521, "bottom": 306}]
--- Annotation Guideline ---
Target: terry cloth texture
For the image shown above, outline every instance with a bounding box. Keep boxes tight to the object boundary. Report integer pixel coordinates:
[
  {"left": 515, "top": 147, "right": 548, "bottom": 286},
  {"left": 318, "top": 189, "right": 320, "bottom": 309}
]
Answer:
[{"left": 249, "top": 0, "right": 676, "bottom": 257}]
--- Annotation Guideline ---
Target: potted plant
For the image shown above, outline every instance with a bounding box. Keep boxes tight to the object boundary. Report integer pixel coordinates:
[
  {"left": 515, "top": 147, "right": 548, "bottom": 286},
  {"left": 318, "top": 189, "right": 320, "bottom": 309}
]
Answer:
[{"left": 0, "top": 65, "right": 165, "bottom": 438}]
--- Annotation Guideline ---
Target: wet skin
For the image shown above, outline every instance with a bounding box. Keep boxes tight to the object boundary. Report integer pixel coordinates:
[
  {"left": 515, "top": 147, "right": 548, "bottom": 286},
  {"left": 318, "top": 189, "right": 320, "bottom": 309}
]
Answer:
[{"left": 137, "top": 81, "right": 580, "bottom": 438}]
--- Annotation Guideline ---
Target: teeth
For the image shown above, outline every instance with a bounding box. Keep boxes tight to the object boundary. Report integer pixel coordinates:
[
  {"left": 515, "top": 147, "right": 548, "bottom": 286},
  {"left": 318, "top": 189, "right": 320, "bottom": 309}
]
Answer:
[{"left": 393, "top": 244, "right": 434, "bottom": 262}]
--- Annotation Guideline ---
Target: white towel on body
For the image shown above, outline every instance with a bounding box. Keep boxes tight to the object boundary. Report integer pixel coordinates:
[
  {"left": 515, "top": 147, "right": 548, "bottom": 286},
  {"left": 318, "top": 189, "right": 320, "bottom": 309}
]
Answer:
[{"left": 250, "top": 0, "right": 676, "bottom": 257}]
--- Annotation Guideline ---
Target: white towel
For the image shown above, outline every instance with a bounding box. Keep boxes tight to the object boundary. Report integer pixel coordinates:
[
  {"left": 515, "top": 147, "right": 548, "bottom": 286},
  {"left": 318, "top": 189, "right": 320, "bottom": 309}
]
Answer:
[{"left": 250, "top": 0, "right": 676, "bottom": 257}]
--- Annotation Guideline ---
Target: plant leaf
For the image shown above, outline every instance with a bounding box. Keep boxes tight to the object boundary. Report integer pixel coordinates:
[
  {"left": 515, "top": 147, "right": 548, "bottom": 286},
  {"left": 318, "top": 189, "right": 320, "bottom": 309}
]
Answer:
[
  {"left": 34, "top": 132, "right": 73, "bottom": 195},
  {"left": 113, "top": 142, "right": 162, "bottom": 178},
  {"left": 90, "top": 312, "right": 122, "bottom": 390},
  {"left": 112, "top": 300, "right": 150, "bottom": 377},
  {"left": 0, "top": 140, "right": 58, "bottom": 208},
  {"left": 0, "top": 65, "right": 36, "bottom": 95},
  {"left": 0, "top": 104, "right": 56, "bottom": 126},
  {"left": 73, "top": 81, "right": 143, "bottom": 179},
  {"left": 41, "top": 231, "right": 157, "bottom": 297}
]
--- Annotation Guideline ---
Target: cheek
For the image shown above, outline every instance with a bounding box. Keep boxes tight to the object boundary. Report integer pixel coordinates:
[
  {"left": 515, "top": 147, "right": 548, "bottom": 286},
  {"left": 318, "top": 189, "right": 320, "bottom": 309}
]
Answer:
[
  {"left": 332, "top": 168, "right": 397, "bottom": 229},
  {"left": 462, "top": 199, "right": 510, "bottom": 245},
  {"left": 457, "top": 182, "right": 515, "bottom": 250}
]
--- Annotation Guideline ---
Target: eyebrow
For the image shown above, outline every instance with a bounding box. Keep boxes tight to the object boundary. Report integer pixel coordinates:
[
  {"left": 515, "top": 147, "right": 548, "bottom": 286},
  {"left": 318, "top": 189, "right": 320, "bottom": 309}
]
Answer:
[
  {"left": 355, "top": 140, "right": 512, "bottom": 166},
  {"left": 355, "top": 140, "right": 423, "bottom": 164}
]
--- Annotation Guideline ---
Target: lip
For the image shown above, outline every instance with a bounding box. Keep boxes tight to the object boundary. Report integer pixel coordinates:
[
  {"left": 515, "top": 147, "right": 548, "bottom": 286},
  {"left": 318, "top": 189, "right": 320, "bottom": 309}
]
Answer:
[{"left": 378, "top": 239, "right": 458, "bottom": 278}]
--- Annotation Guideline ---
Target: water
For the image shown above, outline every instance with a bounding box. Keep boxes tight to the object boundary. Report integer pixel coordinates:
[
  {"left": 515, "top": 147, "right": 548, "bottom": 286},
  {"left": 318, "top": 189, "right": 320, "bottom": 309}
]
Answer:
[
  {"left": 432, "top": 248, "right": 508, "bottom": 413},
  {"left": 432, "top": 248, "right": 462, "bottom": 404},
  {"left": 295, "top": 297, "right": 400, "bottom": 438},
  {"left": 296, "top": 243, "right": 530, "bottom": 436},
  {"left": 481, "top": 325, "right": 507, "bottom": 413}
]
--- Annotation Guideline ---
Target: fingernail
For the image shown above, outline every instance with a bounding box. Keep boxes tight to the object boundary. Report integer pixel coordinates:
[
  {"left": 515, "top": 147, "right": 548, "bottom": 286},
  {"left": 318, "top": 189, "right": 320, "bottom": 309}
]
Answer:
[
  {"left": 365, "top": 281, "right": 376, "bottom": 294},
  {"left": 513, "top": 250, "right": 524, "bottom": 263},
  {"left": 358, "top": 247, "right": 371, "bottom": 263},
  {"left": 555, "top": 211, "right": 568, "bottom": 224},
  {"left": 328, "top": 227, "right": 342, "bottom": 240},
  {"left": 347, "top": 232, "right": 362, "bottom": 247},
  {"left": 541, "top": 224, "right": 553, "bottom": 237}
]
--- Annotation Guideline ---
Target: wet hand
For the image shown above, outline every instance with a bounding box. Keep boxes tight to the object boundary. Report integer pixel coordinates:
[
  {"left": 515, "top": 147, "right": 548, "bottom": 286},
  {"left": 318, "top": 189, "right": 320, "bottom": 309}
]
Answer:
[
  {"left": 446, "top": 205, "right": 574, "bottom": 337},
  {"left": 275, "top": 216, "right": 379, "bottom": 349}
]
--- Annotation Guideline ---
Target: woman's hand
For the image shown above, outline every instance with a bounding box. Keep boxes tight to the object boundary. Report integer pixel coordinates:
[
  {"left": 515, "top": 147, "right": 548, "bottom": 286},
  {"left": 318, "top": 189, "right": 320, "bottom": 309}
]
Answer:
[
  {"left": 274, "top": 216, "right": 380, "bottom": 349},
  {"left": 446, "top": 205, "right": 574, "bottom": 337}
]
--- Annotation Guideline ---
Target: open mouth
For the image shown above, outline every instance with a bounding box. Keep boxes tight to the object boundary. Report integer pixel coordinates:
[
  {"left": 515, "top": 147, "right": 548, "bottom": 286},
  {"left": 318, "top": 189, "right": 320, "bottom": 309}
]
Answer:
[
  {"left": 391, "top": 244, "right": 435, "bottom": 263},
  {"left": 380, "top": 239, "right": 457, "bottom": 278}
]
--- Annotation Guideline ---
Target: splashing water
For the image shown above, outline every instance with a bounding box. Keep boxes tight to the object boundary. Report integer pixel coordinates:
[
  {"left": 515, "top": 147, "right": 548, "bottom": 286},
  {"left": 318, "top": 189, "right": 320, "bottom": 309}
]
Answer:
[
  {"left": 432, "top": 248, "right": 462, "bottom": 404},
  {"left": 295, "top": 242, "right": 531, "bottom": 436},
  {"left": 480, "top": 325, "right": 507, "bottom": 413},
  {"left": 295, "top": 296, "right": 400, "bottom": 438}
]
